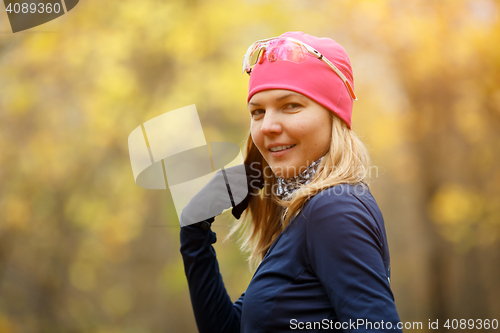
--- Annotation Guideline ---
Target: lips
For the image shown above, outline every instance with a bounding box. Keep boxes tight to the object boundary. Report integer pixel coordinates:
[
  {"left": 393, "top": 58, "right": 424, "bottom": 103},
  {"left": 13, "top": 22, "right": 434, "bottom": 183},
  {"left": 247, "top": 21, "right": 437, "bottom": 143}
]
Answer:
[
  {"left": 269, "top": 144, "right": 296, "bottom": 152},
  {"left": 267, "top": 144, "right": 297, "bottom": 157}
]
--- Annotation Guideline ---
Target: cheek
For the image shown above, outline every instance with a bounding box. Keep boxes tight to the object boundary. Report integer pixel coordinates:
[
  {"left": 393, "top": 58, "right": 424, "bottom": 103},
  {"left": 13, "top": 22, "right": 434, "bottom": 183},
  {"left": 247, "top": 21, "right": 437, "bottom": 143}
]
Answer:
[
  {"left": 285, "top": 119, "right": 306, "bottom": 140},
  {"left": 299, "top": 121, "right": 329, "bottom": 151},
  {"left": 317, "top": 125, "right": 332, "bottom": 152},
  {"left": 293, "top": 121, "right": 314, "bottom": 143},
  {"left": 250, "top": 123, "right": 264, "bottom": 152}
]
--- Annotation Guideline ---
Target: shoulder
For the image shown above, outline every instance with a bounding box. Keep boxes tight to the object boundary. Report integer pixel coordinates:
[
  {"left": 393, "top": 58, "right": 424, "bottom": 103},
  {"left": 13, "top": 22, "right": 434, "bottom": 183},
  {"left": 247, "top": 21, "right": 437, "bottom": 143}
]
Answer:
[
  {"left": 300, "top": 183, "right": 384, "bottom": 237},
  {"left": 303, "top": 183, "right": 378, "bottom": 217},
  {"left": 301, "top": 183, "right": 387, "bottom": 262}
]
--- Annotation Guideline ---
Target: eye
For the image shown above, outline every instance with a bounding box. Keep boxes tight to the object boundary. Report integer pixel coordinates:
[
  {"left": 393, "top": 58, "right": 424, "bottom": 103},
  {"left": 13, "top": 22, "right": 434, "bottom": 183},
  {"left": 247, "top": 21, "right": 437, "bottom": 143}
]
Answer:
[
  {"left": 251, "top": 109, "right": 265, "bottom": 117},
  {"left": 285, "top": 103, "right": 302, "bottom": 109}
]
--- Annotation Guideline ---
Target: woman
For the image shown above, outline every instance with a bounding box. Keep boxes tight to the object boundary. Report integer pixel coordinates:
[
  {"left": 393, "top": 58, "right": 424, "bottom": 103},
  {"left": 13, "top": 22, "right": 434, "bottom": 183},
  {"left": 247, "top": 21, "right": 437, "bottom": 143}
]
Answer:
[{"left": 180, "top": 31, "right": 402, "bottom": 332}]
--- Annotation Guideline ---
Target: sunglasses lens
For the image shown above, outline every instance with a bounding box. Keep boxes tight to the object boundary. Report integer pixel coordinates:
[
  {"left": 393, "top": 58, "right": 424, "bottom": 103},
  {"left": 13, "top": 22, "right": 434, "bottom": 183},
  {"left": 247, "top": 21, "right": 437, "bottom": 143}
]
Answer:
[
  {"left": 244, "top": 38, "right": 311, "bottom": 73},
  {"left": 243, "top": 42, "right": 260, "bottom": 72},
  {"left": 248, "top": 47, "right": 262, "bottom": 67},
  {"left": 267, "top": 39, "right": 309, "bottom": 64}
]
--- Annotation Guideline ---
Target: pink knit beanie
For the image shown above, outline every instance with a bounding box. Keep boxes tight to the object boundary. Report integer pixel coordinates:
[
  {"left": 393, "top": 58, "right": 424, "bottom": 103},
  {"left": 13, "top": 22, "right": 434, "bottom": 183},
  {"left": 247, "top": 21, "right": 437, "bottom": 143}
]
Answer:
[{"left": 247, "top": 31, "right": 355, "bottom": 129}]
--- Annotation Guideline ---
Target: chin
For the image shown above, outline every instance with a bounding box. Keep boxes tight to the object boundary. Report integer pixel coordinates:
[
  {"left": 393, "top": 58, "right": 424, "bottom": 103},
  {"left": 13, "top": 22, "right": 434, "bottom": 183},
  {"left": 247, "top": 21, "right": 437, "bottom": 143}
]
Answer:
[{"left": 271, "top": 165, "right": 297, "bottom": 180}]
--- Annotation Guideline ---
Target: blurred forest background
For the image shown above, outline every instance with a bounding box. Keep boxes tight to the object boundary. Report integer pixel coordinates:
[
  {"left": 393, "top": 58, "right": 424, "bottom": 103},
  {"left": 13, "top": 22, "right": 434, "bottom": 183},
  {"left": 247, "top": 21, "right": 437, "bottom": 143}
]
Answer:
[{"left": 1, "top": 0, "right": 499, "bottom": 332}]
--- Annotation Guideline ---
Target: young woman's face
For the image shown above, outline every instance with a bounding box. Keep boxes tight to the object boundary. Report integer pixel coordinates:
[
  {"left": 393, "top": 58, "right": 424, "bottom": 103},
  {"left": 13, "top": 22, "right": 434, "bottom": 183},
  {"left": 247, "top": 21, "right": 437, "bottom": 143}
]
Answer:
[{"left": 249, "top": 89, "right": 333, "bottom": 179}]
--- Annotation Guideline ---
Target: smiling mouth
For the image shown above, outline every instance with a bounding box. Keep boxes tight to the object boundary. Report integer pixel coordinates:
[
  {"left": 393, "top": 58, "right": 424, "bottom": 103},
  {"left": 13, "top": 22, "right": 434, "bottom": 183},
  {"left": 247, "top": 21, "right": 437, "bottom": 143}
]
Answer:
[{"left": 269, "top": 144, "right": 296, "bottom": 152}]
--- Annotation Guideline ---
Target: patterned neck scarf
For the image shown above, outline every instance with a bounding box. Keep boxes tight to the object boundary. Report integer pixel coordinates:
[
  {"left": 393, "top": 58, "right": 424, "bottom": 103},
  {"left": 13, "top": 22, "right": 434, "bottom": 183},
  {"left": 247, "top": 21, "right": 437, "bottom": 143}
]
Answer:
[{"left": 275, "top": 155, "right": 324, "bottom": 201}]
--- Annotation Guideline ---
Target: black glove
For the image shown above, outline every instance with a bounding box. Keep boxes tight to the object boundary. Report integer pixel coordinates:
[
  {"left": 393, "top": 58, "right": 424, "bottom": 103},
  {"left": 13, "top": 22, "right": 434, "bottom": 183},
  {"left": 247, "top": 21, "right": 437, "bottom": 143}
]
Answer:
[
  {"left": 231, "top": 162, "right": 264, "bottom": 220},
  {"left": 181, "top": 163, "right": 264, "bottom": 229}
]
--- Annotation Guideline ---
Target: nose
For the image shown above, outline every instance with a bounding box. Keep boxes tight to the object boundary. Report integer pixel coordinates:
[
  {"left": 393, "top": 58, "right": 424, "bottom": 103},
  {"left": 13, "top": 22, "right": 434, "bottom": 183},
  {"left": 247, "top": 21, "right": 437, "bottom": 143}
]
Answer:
[{"left": 260, "top": 110, "right": 283, "bottom": 136}]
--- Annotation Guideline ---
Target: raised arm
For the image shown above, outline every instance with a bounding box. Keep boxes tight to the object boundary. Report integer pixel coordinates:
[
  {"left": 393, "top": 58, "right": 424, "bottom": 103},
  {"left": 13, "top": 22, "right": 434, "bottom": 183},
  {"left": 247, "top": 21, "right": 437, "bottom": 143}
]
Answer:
[
  {"left": 180, "top": 222, "right": 244, "bottom": 333},
  {"left": 179, "top": 161, "right": 263, "bottom": 332}
]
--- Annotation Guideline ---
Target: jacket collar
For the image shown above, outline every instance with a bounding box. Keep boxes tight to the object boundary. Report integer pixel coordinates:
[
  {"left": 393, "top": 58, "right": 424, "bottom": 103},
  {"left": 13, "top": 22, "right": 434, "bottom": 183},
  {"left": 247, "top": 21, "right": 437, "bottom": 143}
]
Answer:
[{"left": 275, "top": 155, "right": 324, "bottom": 201}]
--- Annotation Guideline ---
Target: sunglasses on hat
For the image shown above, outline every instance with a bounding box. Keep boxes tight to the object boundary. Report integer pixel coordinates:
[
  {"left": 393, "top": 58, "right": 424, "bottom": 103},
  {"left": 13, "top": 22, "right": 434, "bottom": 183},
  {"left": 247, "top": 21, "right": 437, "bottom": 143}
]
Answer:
[{"left": 242, "top": 37, "right": 357, "bottom": 101}]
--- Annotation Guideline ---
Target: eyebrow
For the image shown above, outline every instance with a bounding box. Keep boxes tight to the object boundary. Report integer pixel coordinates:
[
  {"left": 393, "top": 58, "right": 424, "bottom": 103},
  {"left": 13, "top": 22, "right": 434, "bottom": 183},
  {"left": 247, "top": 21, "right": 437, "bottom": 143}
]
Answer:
[{"left": 248, "top": 92, "right": 302, "bottom": 106}]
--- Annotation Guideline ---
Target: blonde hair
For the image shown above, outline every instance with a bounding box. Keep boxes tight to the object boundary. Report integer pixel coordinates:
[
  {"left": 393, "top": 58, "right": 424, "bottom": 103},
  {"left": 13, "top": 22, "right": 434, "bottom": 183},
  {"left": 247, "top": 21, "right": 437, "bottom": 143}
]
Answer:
[{"left": 229, "top": 113, "right": 371, "bottom": 269}]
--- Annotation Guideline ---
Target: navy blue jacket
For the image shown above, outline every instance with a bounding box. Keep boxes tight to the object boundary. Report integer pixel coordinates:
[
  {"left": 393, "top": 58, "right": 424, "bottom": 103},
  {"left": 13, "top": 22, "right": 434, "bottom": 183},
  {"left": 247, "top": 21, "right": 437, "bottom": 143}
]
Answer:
[{"left": 180, "top": 184, "right": 402, "bottom": 332}]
